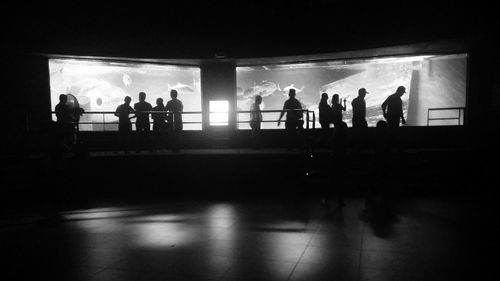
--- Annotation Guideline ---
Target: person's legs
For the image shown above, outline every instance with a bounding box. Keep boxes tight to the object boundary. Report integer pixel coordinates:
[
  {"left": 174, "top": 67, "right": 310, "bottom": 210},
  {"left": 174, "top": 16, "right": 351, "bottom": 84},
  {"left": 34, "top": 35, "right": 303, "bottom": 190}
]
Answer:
[
  {"left": 172, "top": 124, "right": 182, "bottom": 151},
  {"left": 387, "top": 117, "right": 400, "bottom": 128},
  {"left": 285, "top": 121, "right": 295, "bottom": 150}
]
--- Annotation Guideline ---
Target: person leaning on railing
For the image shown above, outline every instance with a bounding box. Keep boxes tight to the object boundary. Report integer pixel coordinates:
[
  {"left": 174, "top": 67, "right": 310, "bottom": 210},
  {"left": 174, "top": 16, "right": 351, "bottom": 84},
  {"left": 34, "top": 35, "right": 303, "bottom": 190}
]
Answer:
[{"left": 114, "top": 96, "right": 135, "bottom": 152}]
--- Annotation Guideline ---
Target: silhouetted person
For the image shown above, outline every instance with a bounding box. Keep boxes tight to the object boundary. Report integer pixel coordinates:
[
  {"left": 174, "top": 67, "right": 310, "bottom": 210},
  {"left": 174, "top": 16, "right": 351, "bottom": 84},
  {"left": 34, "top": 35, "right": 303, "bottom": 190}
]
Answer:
[
  {"left": 331, "top": 94, "right": 346, "bottom": 128},
  {"left": 250, "top": 95, "right": 263, "bottom": 149},
  {"left": 134, "top": 92, "right": 153, "bottom": 151},
  {"left": 166, "top": 89, "right": 183, "bottom": 152},
  {"left": 114, "top": 96, "right": 135, "bottom": 153},
  {"left": 152, "top": 97, "right": 167, "bottom": 151},
  {"left": 277, "top": 89, "right": 303, "bottom": 150},
  {"left": 54, "top": 94, "right": 74, "bottom": 162},
  {"left": 352, "top": 88, "right": 369, "bottom": 128},
  {"left": 382, "top": 86, "right": 407, "bottom": 128},
  {"left": 319, "top": 93, "right": 332, "bottom": 146}
]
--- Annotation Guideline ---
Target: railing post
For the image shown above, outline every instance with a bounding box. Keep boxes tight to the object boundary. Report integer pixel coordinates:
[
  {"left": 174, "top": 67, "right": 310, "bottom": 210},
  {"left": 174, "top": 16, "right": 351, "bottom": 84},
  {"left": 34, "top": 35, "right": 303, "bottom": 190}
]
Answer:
[
  {"left": 306, "top": 110, "right": 309, "bottom": 130},
  {"left": 312, "top": 111, "right": 315, "bottom": 129}
]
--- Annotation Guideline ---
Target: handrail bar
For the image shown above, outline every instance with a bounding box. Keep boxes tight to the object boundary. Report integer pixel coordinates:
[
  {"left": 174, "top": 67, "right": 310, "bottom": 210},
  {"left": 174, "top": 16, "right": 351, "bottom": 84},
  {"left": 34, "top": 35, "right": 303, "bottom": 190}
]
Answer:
[
  {"left": 428, "top": 107, "right": 466, "bottom": 111},
  {"left": 427, "top": 107, "right": 465, "bottom": 126}
]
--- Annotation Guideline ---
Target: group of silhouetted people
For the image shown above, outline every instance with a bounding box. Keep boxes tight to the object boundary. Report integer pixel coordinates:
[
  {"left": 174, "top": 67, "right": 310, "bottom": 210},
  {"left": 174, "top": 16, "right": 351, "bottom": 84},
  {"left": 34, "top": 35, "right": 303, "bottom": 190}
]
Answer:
[
  {"left": 113, "top": 90, "right": 184, "bottom": 153},
  {"left": 248, "top": 85, "right": 407, "bottom": 151},
  {"left": 56, "top": 85, "right": 407, "bottom": 154},
  {"left": 314, "top": 86, "right": 407, "bottom": 148},
  {"left": 55, "top": 90, "right": 184, "bottom": 154}
]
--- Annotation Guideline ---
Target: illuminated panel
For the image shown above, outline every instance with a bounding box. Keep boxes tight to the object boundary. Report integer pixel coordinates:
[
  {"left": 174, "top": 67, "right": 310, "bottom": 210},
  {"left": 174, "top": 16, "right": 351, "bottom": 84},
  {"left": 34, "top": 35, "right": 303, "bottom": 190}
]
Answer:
[
  {"left": 236, "top": 54, "right": 467, "bottom": 128},
  {"left": 210, "top": 100, "right": 229, "bottom": 126},
  {"left": 49, "top": 58, "right": 202, "bottom": 130}
]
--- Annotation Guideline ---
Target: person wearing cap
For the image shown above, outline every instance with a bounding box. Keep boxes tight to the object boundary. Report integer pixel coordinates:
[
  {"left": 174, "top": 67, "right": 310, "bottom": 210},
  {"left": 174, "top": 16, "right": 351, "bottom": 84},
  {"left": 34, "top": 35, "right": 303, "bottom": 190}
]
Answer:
[
  {"left": 351, "top": 88, "right": 369, "bottom": 128},
  {"left": 382, "top": 86, "right": 407, "bottom": 128}
]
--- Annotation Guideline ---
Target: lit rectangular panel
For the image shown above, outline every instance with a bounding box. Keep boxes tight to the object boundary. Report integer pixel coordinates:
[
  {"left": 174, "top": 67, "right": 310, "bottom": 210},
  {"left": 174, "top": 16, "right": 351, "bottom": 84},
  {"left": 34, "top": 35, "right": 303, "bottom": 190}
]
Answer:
[
  {"left": 236, "top": 54, "right": 467, "bottom": 128},
  {"left": 209, "top": 100, "right": 229, "bottom": 126},
  {"left": 49, "top": 58, "right": 202, "bottom": 130}
]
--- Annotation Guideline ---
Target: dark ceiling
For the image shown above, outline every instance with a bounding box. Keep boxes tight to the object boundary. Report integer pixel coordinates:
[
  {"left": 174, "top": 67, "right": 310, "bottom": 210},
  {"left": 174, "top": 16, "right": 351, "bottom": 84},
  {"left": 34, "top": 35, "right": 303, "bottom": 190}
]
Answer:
[{"left": 2, "top": 0, "right": 496, "bottom": 60}]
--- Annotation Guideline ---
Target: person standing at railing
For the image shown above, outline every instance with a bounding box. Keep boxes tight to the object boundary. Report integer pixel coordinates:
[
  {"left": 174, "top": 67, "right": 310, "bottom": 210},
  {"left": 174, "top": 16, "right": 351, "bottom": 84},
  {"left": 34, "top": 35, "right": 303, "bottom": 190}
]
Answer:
[
  {"left": 277, "top": 89, "right": 303, "bottom": 150},
  {"left": 54, "top": 94, "right": 75, "bottom": 157},
  {"left": 319, "top": 93, "right": 332, "bottom": 147},
  {"left": 250, "top": 95, "right": 263, "bottom": 149},
  {"left": 114, "top": 96, "right": 135, "bottom": 153},
  {"left": 166, "top": 90, "right": 183, "bottom": 152},
  {"left": 152, "top": 97, "right": 168, "bottom": 151},
  {"left": 134, "top": 92, "right": 153, "bottom": 152},
  {"left": 352, "top": 88, "right": 369, "bottom": 128},
  {"left": 331, "top": 94, "right": 346, "bottom": 128},
  {"left": 382, "top": 86, "right": 406, "bottom": 128}
]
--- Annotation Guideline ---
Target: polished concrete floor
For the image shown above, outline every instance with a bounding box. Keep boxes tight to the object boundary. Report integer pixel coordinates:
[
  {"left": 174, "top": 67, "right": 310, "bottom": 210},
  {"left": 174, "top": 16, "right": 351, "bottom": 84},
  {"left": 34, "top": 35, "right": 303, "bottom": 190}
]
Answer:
[{"left": 1, "top": 196, "right": 494, "bottom": 281}]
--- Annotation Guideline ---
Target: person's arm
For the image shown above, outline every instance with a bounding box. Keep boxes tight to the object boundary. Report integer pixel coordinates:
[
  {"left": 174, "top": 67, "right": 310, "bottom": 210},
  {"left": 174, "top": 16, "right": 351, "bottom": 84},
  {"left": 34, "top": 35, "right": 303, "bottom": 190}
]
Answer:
[
  {"left": 129, "top": 106, "right": 136, "bottom": 119},
  {"left": 277, "top": 104, "right": 286, "bottom": 126},
  {"left": 381, "top": 98, "right": 388, "bottom": 118},
  {"left": 114, "top": 106, "right": 119, "bottom": 117},
  {"left": 401, "top": 111, "right": 406, "bottom": 124}
]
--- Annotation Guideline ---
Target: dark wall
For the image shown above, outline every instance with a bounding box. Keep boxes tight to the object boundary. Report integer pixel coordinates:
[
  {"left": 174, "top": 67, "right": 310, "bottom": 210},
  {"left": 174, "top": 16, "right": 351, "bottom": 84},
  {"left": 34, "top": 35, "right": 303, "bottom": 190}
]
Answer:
[{"left": 2, "top": 54, "right": 51, "bottom": 156}]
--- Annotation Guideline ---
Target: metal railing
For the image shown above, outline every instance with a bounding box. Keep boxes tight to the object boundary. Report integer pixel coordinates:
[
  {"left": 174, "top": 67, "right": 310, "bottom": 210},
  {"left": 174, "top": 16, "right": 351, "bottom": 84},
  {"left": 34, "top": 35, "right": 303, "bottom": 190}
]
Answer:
[
  {"left": 51, "top": 111, "right": 202, "bottom": 131},
  {"left": 427, "top": 107, "right": 466, "bottom": 126},
  {"left": 51, "top": 109, "right": 316, "bottom": 131},
  {"left": 236, "top": 109, "right": 316, "bottom": 130}
]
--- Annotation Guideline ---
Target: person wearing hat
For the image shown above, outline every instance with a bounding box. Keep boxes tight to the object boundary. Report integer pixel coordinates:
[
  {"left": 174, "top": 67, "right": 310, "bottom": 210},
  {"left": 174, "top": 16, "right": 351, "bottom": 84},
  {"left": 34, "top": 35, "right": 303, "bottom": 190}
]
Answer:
[
  {"left": 351, "top": 88, "right": 369, "bottom": 128},
  {"left": 382, "top": 86, "right": 407, "bottom": 128}
]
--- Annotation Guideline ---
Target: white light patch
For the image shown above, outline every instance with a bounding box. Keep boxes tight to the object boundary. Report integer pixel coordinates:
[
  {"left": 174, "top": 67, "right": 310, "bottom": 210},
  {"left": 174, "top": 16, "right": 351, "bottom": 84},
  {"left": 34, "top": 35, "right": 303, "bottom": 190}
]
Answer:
[{"left": 210, "top": 100, "right": 229, "bottom": 126}]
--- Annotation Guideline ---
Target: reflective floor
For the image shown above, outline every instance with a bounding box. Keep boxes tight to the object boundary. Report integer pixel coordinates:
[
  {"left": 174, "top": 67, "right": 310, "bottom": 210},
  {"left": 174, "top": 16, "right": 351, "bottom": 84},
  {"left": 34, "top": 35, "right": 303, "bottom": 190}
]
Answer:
[{"left": 1, "top": 196, "right": 493, "bottom": 281}]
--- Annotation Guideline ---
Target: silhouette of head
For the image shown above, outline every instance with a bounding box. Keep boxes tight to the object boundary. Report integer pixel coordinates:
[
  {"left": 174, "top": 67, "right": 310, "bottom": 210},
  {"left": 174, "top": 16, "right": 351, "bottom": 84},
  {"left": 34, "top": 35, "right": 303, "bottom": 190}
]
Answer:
[
  {"left": 288, "top": 89, "right": 296, "bottom": 98},
  {"left": 156, "top": 97, "right": 163, "bottom": 106},
  {"left": 170, "top": 90, "right": 178, "bottom": 99},
  {"left": 321, "top": 93, "right": 328, "bottom": 102},
  {"left": 396, "top": 86, "right": 406, "bottom": 96},
  {"left": 255, "top": 95, "right": 262, "bottom": 104},
  {"left": 139, "top": 92, "right": 146, "bottom": 101},
  {"left": 59, "top": 94, "right": 67, "bottom": 104},
  {"left": 124, "top": 96, "right": 131, "bottom": 104},
  {"left": 358, "top": 88, "right": 368, "bottom": 98},
  {"left": 332, "top": 94, "right": 339, "bottom": 105}
]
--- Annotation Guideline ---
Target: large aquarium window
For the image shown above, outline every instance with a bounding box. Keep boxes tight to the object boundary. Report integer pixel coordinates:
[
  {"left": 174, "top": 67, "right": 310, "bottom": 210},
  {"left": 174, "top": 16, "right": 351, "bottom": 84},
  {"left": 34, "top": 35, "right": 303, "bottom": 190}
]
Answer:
[
  {"left": 49, "top": 58, "right": 202, "bottom": 131},
  {"left": 236, "top": 54, "right": 467, "bottom": 129}
]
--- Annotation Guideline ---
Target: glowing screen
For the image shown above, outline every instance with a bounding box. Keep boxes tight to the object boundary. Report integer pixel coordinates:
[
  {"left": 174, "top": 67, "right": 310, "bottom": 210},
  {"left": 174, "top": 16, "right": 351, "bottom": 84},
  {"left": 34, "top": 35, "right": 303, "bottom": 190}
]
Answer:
[
  {"left": 236, "top": 54, "right": 467, "bottom": 129},
  {"left": 210, "top": 100, "right": 229, "bottom": 126},
  {"left": 49, "top": 58, "right": 202, "bottom": 130}
]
